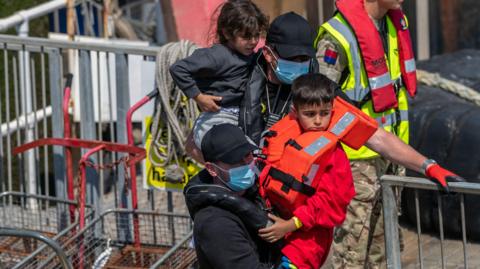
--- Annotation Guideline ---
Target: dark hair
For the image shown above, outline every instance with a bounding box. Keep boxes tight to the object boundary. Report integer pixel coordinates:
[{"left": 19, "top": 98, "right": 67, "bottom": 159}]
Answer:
[
  {"left": 211, "top": 0, "right": 269, "bottom": 45},
  {"left": 292, "top": 73, "right": 337, "bottom": 108}
]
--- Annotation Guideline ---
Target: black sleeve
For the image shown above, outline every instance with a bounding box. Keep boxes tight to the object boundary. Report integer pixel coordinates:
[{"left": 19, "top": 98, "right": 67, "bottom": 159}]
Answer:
[
  {"left": 195, "top": 213, "right": 271, "bottom": 269},
  {"left": 169, "top": 47, "right": 220, "bottom": 99}
]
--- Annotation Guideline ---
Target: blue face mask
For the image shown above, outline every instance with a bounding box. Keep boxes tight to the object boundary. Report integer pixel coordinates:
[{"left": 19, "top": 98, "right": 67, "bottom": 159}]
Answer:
[
  {"left": 213, "top": 162, "right": 256, "bottom": 192},
  {"left": 273, "top": 58, "right": 311, "bottom": 85}
]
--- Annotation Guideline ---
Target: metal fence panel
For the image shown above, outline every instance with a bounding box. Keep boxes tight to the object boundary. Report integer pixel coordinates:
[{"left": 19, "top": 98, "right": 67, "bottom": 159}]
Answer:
[{"left": 381, "top": 175, "right": 480, "bottom": 269}]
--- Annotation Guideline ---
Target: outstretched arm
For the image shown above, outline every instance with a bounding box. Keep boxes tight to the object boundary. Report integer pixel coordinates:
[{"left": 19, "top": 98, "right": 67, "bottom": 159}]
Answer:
[
  {"left": 365, "top": 128, "right": 426, "bottom": 173},
  {"left": 365, "top": 128, "right": 464, "bottom": 192}
]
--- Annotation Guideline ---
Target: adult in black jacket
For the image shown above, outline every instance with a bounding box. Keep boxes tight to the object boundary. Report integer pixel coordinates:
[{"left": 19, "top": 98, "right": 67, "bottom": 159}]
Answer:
[{"left": 184, "top": 123, "right": 279, "bottom": 269}]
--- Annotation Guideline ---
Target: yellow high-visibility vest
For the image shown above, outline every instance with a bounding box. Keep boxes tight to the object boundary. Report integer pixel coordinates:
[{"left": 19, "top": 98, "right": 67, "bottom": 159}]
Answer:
[{"left": 316, "top": 13, "right": 410, "bottom": 160}]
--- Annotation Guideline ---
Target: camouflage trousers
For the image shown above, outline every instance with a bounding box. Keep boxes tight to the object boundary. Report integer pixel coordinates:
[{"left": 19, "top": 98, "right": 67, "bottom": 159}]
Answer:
[{"left": 331, "top": 159, "right": 404, "bottom": 269}]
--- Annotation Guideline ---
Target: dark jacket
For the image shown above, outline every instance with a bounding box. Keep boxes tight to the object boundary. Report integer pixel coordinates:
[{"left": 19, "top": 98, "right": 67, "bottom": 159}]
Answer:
[
  {"left": 193, "top": 206, "right": 273, "bottom": 269},
  {"left": 238, "top": 51, "right": 268, "bottom": 144},
  {"left": 169, "top": 44, "right": 254, "bottom": 107},
  {"left": 239, "top": 51, "right": 349, "bottom": 144},
  {"left": 184, "top": 170, "right": 279, "bottom": 269}
]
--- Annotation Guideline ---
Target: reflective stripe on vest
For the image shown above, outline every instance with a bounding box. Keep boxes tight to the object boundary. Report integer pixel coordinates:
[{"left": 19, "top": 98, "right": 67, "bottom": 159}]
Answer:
[
  {"left": 326, "top": 18, "right": 369, "bottom": 102},
  {"left": 305, "top": 164, "right": 320, "bottom": 185},
  {"left": 405, "top": 58, "right": 416, "bottom": 73},
  {"left": 303, "top": 111, "right": 359, "bottom": 157},
  {"left": 376, "top": 110, "right": 408, "bottom": 127},
  {"left": 304, "top": 136, "right": 331, "bottom": 156},
  {"left": 369, "top": 72, "right": 392, "bottom": 91},
  {"left": 330, "top": 112, "right": 356, "bottom": 136}
]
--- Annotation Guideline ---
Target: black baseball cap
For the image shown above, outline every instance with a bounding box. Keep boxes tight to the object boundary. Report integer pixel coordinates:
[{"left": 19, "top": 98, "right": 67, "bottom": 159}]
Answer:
[
  {"left": 266, "top": 12, "right": 316, "bottom": 59},
  {"left": 201, "top": 124, "right": 257, "bottom": 165}
]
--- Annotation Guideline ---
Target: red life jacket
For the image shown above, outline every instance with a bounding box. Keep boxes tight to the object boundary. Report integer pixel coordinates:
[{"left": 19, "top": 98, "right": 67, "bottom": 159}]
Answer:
[
  {"left": 336, "top": 0, "right": 417, "bottom": 112},
  {"left": 258, "top": 97, "right": 375, "bottom": 218}
]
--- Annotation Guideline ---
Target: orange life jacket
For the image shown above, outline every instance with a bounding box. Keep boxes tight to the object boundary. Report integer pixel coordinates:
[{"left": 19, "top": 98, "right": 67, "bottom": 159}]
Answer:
[
  {"left": 336, "top": 0, "right": 417, "bottom": 112},
  {"left": 258, "top": 97, "right": 376, "bottom": 218}
]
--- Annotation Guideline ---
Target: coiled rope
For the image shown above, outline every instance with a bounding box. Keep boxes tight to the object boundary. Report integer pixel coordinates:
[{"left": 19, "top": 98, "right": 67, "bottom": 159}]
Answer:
[
  {"left": 417, "top": 69, "right": 480, "bottom": 107},
  {"left": 149, "top": 40, "right": 199, "bottom": 172}
]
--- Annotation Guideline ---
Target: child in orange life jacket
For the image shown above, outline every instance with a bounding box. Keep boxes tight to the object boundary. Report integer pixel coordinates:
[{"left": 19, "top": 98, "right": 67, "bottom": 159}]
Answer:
[{"left": 258, "top": 74, "right": 355, "bottom": 269}]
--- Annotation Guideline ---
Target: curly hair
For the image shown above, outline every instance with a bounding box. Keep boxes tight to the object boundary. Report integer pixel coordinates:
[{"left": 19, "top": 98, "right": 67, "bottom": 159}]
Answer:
[{"left": 209, "top": 0, "right": 269, "bottom": 45}]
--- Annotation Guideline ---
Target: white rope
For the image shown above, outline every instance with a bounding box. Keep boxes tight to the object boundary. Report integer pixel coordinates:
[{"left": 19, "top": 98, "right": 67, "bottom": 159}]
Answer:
[
  {"left": 150, "top": 40, "right": 199, "bottom": 167},
  {"left": 92, "top": 239, "right": 112, "bottom": 269},
  {"left": 417, "top": 69, "right": 480, "bottom": 106}
]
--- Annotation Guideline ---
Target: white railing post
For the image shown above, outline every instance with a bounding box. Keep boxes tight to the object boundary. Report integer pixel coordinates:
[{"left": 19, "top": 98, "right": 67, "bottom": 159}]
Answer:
[{"left": 17, "top": 20, "right": 38, "bottom": 202}]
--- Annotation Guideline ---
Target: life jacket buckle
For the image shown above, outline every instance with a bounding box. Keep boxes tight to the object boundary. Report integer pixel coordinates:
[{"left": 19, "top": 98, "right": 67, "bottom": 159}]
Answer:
[
  {"left": 285, "top": 139, "right": 303, "bottom": 150},
  {"left": 393, "top": 77, "right": 403, "bottom": 95}
]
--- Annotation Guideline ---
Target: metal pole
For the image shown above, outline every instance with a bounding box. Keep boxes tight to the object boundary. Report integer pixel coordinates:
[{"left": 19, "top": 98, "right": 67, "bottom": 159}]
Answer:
[
  {"left": 67, "top": 0, "right": 75, "bottom": 40},
  {"left": 103, "top": 0, "right": 112, "bottom": 38},
  {"left": 0, "top": 107, "right": 52, "bottom": 135},
  {"left": 49, "top": 48, "right": 68, "bottom": 230},
  {"left": 17, "top": 21, "right": 38, "bottom": 202},
  {"left": 306, "top": 0, "right": 320, "bottom": 29},
  {"left": 150, "top": 231, "right": 194, "bottom": 268},
  {"left": 414, "top": 189, "right": 424, "bottom": 269},
  {"left": 67, "top": 0, "right": 76, "bottom": 86},
  {"left": 416, "top": 0, "right": 430, "bottom": 60},
  {"left": 382, "top": 181, "right": 402, "bottom": 269},
  {"left": 322, "top": 0, "right": 335, "bottom": 22},
  {"left": 53, "top": 10, "right": 60, "bottom": 33},
  {"left": 154, "top": 0, "right": 167, "bottom": 45},
  {"left": 3, "top": 45, "right": 12, "bottom": 194},
  {"left": 0, "top": 0, "right": 69, "bottom": 32},
  {"left": 30, "top": 58, "right": 41, "bottom": 196},
  {"left": 317, "top": 0, "right": 324, "bottom": 26},
  {"left": 115, "top": 52, "right": 131, "bottom": 242},
  {"left": 460, "top": 194, "right": 468, "bottom": 268},
  {"left": 1, "top": 228, "right": 73, "bottom": 269},
  {"left": 437, "top": 194, "right": 446, "bottom": 269},
  {"left": 115, "top": 53, "right": 131, "bottom": 209},
  {"left": 79, "top": 50, "right": 99, "bottom": 218}
]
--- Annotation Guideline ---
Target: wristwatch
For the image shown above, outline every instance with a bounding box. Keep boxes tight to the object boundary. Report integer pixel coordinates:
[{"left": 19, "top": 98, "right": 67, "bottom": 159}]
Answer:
[{"left": 421, "top": 159, "right": 437, "bottom": 175}]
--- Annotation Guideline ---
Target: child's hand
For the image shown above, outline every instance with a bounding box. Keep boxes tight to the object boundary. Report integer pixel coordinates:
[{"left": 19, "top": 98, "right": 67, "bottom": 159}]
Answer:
[
  {"left": 193, "top": 93, "right": 222, "bottom": 112},
  {"left": 258, "top": 214, "right": 297, "bottom": 243}
]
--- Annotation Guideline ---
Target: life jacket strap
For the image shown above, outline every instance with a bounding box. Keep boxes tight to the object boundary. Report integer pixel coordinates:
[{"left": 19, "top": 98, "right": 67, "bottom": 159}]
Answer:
[
  {"left": 262, "top": 130, "right": 277, "bottom": 138},
  {"left": 286, "top": 139, "right": 303, "bottom": 150},
  {"left": 268, "top": 166, "right": 316, "bottom": 197}
]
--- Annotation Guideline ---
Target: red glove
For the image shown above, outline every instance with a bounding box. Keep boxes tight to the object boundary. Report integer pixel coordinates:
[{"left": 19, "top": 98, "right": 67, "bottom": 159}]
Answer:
[{"left": 425, "top": 163, "right": 464, "bottom": 193}]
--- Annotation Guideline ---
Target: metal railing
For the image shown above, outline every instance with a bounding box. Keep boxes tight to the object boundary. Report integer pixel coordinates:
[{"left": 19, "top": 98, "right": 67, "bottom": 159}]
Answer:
[
  {"left": 0, "top": 0, "right": 104, "bottom": 36},
  {"left": 0, "top": 0, "right": 108, "bottom": 204},
  {"left": 150, "top": 230, "right": 196, "bottom": 269},
  {"left": 0, "top": 228, "right": 72, "bottom": 269},
  {"left": 382, "top": 175, "right": 480, "bottom": 269},
  {"left": 16, "top": 208, "right": 193, "bottom": 268},
  {"left": 0, "top": 33, "right": 167, "bottom": 219}
]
